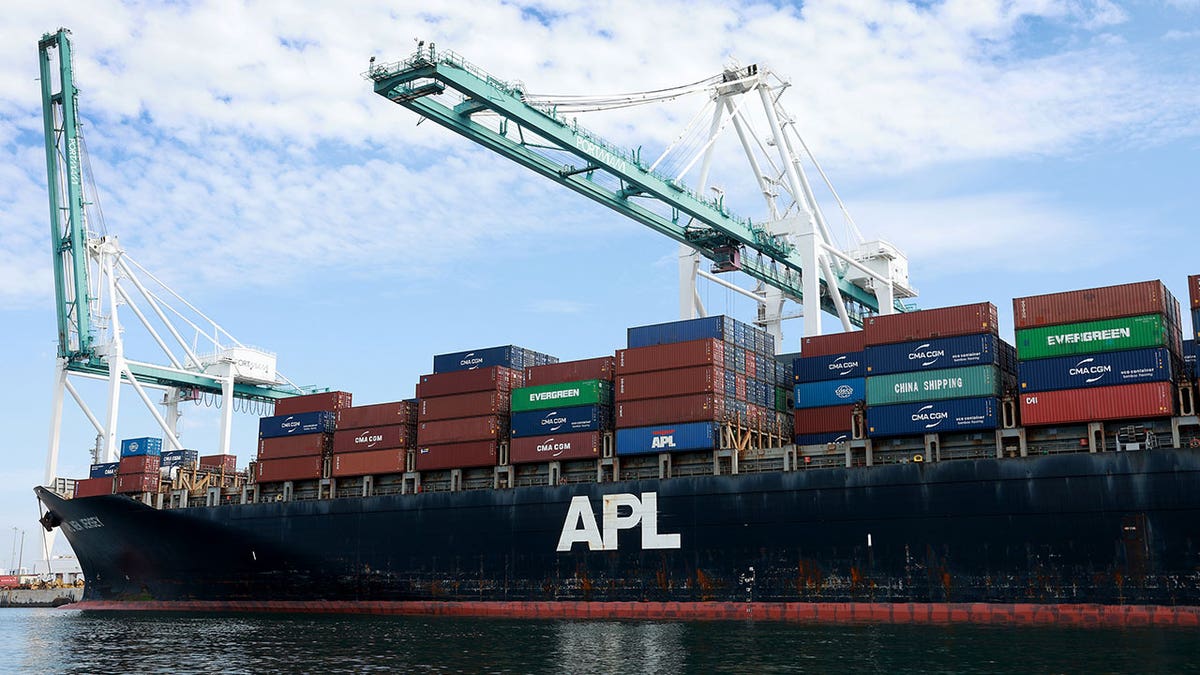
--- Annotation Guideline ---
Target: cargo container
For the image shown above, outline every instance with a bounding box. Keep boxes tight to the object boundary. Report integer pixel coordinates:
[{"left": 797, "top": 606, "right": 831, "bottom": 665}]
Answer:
[
  {"left": 336, "top": 401, "right": 416, "bottom": 430},
  {"left": 1018, "top": 347, "right": 1173, "bottom": 393},
  {"left": 793, "top": 405, "right": 856, "bottom": 435},
  {"left": 627, "top": 315, "right": 738, "bottom": 349},
  {"left": 89, "top": 462, "right": 119, "bottom": 478},
  {"left": 258, "top": 411, "right": 336, "bottom": 439},
  {"left": 413, "top": 441, "right": 498, "bottom": 471},
  {"left": 867, "top": 397, "right": 999, "bottom": 437},
  {"left": 274, "top": 391, "right": 352, "bottom": 416},
  {"left": 115, "top": 473, "right": 159, "bottom": 494},
  {"left": 865, "top": 334, "right": 1005, "bottom": 376},
  {"left": 160, "top": 449, "right": 199, "bottom": 468},
  {"left": 199, "top": 454, "right": 237, "bottom": 473},
  {"left": 510, "top": 431, "right": 602, "bottom": 463},
  {"left": 256, "top": 456, "right": 324, "bottom": 483},
  {"left": 1015, "top": 314, "right": 1173, "bottom": 360},
  {"left": 615, "top": 421, "right": 719, "bottom": 455},
  {"left": 793, "top": 378, "right": 865, "bottom": 409},
  {"left": 418, "top": 390, "right": 510, "bottom": 422},
  {"left": 616, "top": 366, "right": 722, "bottom": 401},
  {"left": 615, "top": 339, "right": 724, "bottom": 375},
  {"left": 120, "top": 437, "right": 162, "bottom": 457},
  {"left": 525, "top": 356, "right": 615, "bottom": 385},
  {"left": 432, "top": 345, "right": 556, "bottom": 374},
  {"left": 1190, "top": 274, "right": 1200, "bottom": 310},
  {"left": 1018, "top": 381, "right": 1175, "bottom": 426},
  {"left": 510, "top": 405, "right": 610, "bottom": 437},
  {"left": 73, "top": 477, "right": 114, "bottom": 498},
  {"left": 332, "top": 424, "right": 415, "bottom": 453},
  {"left": 800, "top": 331, "right": 867, "bottom": 358},
  {"left": 257, "top": 434, "right": 329, "bottom": 460},
  {"left": 1013, "top": 280, "right": 1180, "bottom": 330},
  {"left": 866, "top": 365, "right": 1004, "bottom": 406},
  {"left": 864, "top": 302, "right": 999, "bottom": 346},
  {"left": 332, "top": 448, "right": 406, "bottom": 478},
  {"left": 614, "top": 394, "right": 734, "bottom": 427},
  {"left": 511, "top": 380, "right": 613, "bottom": 413},
  {"left": 416, "top": 366, "right": 522, "bottom": 398},
  {"left": 417, "top": 415, "right": 507, "bottom": 444},
  {"left": 795, "top": 432, "right": 852, "bottom": 446},
  {"left": 793, "top": 350, "right": 866, "bottom": 382},
  {"left": 118, "top": 455, "right": 161, "bottom": 475},
  {"left": 1185, "top": 339, "right": 1197, "bottom": 377}
]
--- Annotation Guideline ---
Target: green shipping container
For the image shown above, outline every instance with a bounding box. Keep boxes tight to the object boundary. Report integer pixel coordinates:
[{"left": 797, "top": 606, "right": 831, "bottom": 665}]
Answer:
[
  {"left": 774, "top": 386, "right": 788, "bottom": 412},
  {"left": 866, "top": 365, "right": 1003, "bottom": 406},
  {"left": 1015, "top": 314, "right": 1169, "bottom": 361},
  {"left": 510, "top": 379, "right": 613, "bottom": 413}
]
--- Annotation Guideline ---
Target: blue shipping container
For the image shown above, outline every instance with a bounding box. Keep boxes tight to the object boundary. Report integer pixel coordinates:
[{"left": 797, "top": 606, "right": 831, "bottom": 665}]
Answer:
[
  {"left": 89, "top": 462, "right": 120, "bottom": 478},
  {"left": 616, "top": 421, "right": 718, "bottom": 455},
  {"left": 1017, "top": 347, "right": 1173, "bottom": 393},
  {"left": 160, "top": 449, "right": 200, "bottom": 468},
  {"left": 511, "top": 405, "right": 611, "bottom": 437},
  {"left": 865, "top": 334, "right": 999, "bottom": 376},
  {"left": 793, "top": 378, "right": 866, "bottom": 409},
  {"left": 120, "top": 437, "right": 162, "bottom": 457},
  {"left": 867, "top": 397, "right": 998, "bottom": 437},
  {"left": 795, "top": 432, "right": 852, "bottom": 446},
  {"left": 258, "top": 411, "right": 336, "bottom": 439},
  {"left": 794, "top": 351, "right": 866, "bottom": 382},
  {"left": 432, "top": 345, "right": 557, "bottom": 374},
  {"left": 1193, "top": 308, "right": 1199, "bottom": 335}
]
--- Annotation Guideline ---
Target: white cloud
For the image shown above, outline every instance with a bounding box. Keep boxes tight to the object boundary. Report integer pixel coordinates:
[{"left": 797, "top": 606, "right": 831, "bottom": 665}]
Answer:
[{"left": 1164, "top": 29, "right": 1200, "bottom": 40}]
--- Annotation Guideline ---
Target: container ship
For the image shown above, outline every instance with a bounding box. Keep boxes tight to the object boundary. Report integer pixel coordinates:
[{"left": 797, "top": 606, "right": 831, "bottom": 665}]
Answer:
[{"left": 36, "top": 278, "right": 1200, "bottom": 626}]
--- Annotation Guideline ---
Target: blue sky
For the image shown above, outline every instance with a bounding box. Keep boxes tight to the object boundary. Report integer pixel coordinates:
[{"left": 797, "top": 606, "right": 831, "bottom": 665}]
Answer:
[{"left": 1, "top": 0, "right": 1198, "bottom": 568}]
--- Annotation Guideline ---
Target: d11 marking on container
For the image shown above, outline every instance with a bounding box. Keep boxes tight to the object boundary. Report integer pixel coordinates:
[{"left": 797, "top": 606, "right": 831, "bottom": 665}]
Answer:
[{"left": 557, "top": 492, "right": 681, "bottom": 552}]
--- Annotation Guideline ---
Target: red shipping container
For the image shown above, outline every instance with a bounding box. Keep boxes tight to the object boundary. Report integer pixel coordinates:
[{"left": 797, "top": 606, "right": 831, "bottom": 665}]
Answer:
[
  {"left": 414, "top": 441, "right": 498, "bottom": 471},
  {"left": 801, "top": 331, "right": 867, "bottom": 358},
  {"left": 416, "top": 367, "right": 522, "bottom": 398},
  {"left": 616, "top": 339, "right": 724, "bottom": 375},
  {"left": 73, "top": 477, "right": 114, "bottom": 498},
  {"left": 746, "top": 352, "right": 757, "bottom": 379},
  {"left": 793, "top": 405, "right": 856, "bottom": 435},
  {"left": 511, "top": 431, "right": 601, "bottom": 464},
  {"left": 419, "top": 391, "right": 511, "bottom": 422},
  {"left": 616, "top": 365, "right": 722, "bottom": 401},
  {"left": 1019, "top": 381, "right": 1175, "bottom": 426},
  {"left": 418, "top": 415, "right": 507, "bottom": 445},
  {"left": 336, "top": 400, "right": 416, "bottom": 430},
  {"left": 118, "top": 455, "right": 161, "bottom": 475},
  {"left": 1189, "top": 274, "right": 1200, "bottom": 311},
  {"left": 1013, "top": 280, "right": 1180, "bottom": 329},
  {"left": 615, "top": 394, "right": 732, "bottom": 427},
  {"left": 332, "top": 424, "right": 415, "bottom": 453},
  {"left": 525, "top": 356, "right": 616, "bottom": 384},
  {"left": 258, "top": 434, "right": 329, "bottom": 460},
  {"left": 0, "top": 575, "right": 18, "bottom": 588},
  {"left": 864, "top": 302, "right": 998, "bottom": 346},
  {"left": 332, "top": 448, "right": 407, "bottom": 477},
  {"left": 257, "top": 455, "right": 324, "bottom": 482},
  {"left": 199, "top": 454, "right": 237, "bottom": 473},
  {"left": 115, "top": 472, "right": 159, "bottom": 494},
  {"left": 274, "top": 391, "right": 353, "bottom": 416}
]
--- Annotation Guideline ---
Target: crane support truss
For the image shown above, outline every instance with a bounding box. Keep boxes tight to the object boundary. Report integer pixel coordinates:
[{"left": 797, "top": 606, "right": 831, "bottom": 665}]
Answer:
[{"left": 367, "top": 48, "right": 909, "bottom": 328}]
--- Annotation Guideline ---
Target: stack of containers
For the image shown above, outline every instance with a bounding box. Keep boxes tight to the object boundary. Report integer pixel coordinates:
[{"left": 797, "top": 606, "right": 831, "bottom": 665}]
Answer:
[
  {"left": 76, "top": 461, "right": 120, "bottom": 497},
  {"left": 1189, "top": 273, "right": 1200, "bottom": 379},
  {"left": 160, "top": 449, "right": 199, "bottom": 470},
  {"left": 115, "top": 437, "right": 162, "bottom": 494},
  {"left": 416, "top": 346, "right": 556, "bottom": 471},
  {"left": 863, "top": 303, "right": 1013, "bottom": 438},
  {"left": 256, "top": 391, "right": 350, "bottom": 483},
  {"left": 510, "top": 358, "right": 615, "bottom": 464},
  {"left": 199, "top": 454, "right": 237, "bottom": 473},
  {"left": 1014, "top": 281, "right": 1182, "bottom": 425},
  {"left": 792, "top": 332, "right": 866, "bottom": 445},
  {"left": 332, "top": 400, "right": 418, "bottom": 478},
  {"left": 613, "top": 316, "right": 787, "bottom": 456}
]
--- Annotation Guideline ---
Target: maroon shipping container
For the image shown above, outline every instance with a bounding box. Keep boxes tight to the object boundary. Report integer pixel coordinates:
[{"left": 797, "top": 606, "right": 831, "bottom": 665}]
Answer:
[
  {"left": 864, "top": 302, "right": 998, "bottom": 347},
  {"left": 801, "top": 331, "right": 867, "bottom": 358},
  {"left": 332, "top": 424, "right": 415, "bottom": 453},
  {"left": 73, "top": 477, "right": 113, "bottom": 498},
  {"left": 115, "top": 472, "right": 159, "bottom": 494},
  {"left": 615, "top": 394, "right": 731, "bottom": 427},
  {"left": 336, "top": 400, "right": 417, "bottom": 430},
  {"left": 511, "top": 431, "right": 601, "bottom": 464},
  {"left": 525, "top": 356, "right": 616, "bottom": 384},
  {"left": 199, "top": 454, "right": 237, "bottom": 473},
  {"left": 418, "top": 415, "right": 508, "bottom": 445},
  {"left": 615, "top": 365, "right": 723, "bottom": 401},
  {"left": 1189, "top": 274, "right": 1200, "bottom": 310},
  {"left": 257, "top": 455, "right": 324, "bottom": 482},
  {"left": 258, "top": 434, "right": 329, "bottom": 461},
  {"left": 332, "top": 448, "right": 407, "bottom": 477},
  {"left": 419, "top": 391, "right": 511, "bottom": 422},
  {"left": 793, "top": 405, "right": 856, "bottom": 435},
  {"left": 1019, "top": 381, "right": 1175, "bottom": 427},
  {"left": 616, "top": 339, "right": 724, "bottom": 375},
  {"left": 1013, "top": 280, "right": 1180, "bottom": 329},
  {"left": 274, "top": 391, "right": 353, "bottom": 416},
  {"left": 416, "top": 367, "right": 522, "bottom": 398},
  {"left": 118, "top": 455, "right": 160, "bottom": 475},
  {"left": 414, "top": 441, "right": 498, "bottom": 471}
]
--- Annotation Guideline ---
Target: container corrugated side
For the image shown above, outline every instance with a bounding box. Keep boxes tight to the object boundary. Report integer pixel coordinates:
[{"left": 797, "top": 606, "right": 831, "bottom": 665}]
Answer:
[
  {"left": 160, "top": 449, "right": 199, "bottom": 468},
  {"left": 73, "top": 477, "right": 114, "bottom": 498},
  {"left": 510, "top": 405, "right": 610, "bottom": 437},
  {"left": 198, "top": 454, "right": 236, "bottom": 473},
  {"left": 432, "top": 345, "right": 556, "bottom": 374},
  {"left": 256, "top": 456, "right": 324, "bottom": 482},
  {"left": 866, "top": 365, "right": 1003, "bottom": 406},
  {"left": 510, "top": 431, "right": 601, "bottom": 463},
  {"left": 795, "top": 432, "right": 852, "bottom": 446},
  {"left": 257, "top": 434, "right": 329, "bottom": 460},
  {"left": 1017, "top": 347, "right": 1173, "bottom": 393},
  {"left": 793, "top": 405, "right": 855, "bottom": 435},
  {"left": 258, "top": 411, "right": 336, "bottom": 439},
  {"left": 336, "top": 401, "right": 416, "bottom": 430},
  {"left": 274, "top": 391, "right": 352, "bottom": 416},
  {"left": 614, "top": 394, "right": 733, "bottom": 427},
  {"left": 867, "top": 397, "right": 999, "bottom": 437},
  {"left": 510, "top": 380, "right": 612, "bottom": 413},
  {"left": 119, "top": 437, "right": 162, "bottom": 457},
  {"left": 89, "top": 462, "right": 119, "bottom": 478},
  {"left": 864, "top": 302, "right": 998, "bottom": 346},
  {"left": 793, "top": 378, "right": 865, "bottom": 409},
  {"left": 793, "top": 351, "right": 866, "bottom": 382},
  {"left": 525, "top": 357, "right": 615, "bottom": 384},
  {"left": 1013, "top": 280, "right": 1179, "bottom": 329},
  {"left": 1014, "top": 314, "right": 1172, "bottom": 360},
  {"left": 615, "top": 421, "right": 718, "bottom": 455},
  {"left": 115, "top": 472, "right": 160, "bottom": 493},
  {"left": 416, "top": 366, "right": 522, "bottom": 398},
  {"left": 417, "top": 415, "right": 508, "bottom": 444},
  {"left": 332, "top": 424, "right": 416, "bottom": 453},
  {"left": 627, "top": 316, "right": 734, "bottom": 348},
  {"left": 332, "top": 448, "right": 406, "bottom": 477},
  {"left": 118, "top": 455, "right": 160, "bottom": 475},
  {"left": 616, "top": 366, "right": 722, "bottom": 401},
  {"left": 865, "top": 334, "right": 1000, "bottom": 376},
  {"left": 1018, "top": 381, "right": 1175, "bottom": 425},
  {"left": 800, "top": 331, "right": 867, "bottom": 357},
  {"left": 1190, "top": 274, "right": 1200, "bottom": 311},
  {"left": 413, "top": 441, "right": 498, "bottom": 471},
  {"left": 418, "top": 391, "right": 510, "bottom": 422},
  {"left": 615, "top": 339, "right": 723, "bottom": 375}
]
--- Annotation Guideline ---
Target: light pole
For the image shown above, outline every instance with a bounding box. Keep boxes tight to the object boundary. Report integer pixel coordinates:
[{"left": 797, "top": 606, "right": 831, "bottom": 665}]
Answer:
[
  {"left": 17, "top": 531, "right": 24, "bottom": 574},
  {"left": 9, "top": 527, "right": 15, "bottom": 574}
]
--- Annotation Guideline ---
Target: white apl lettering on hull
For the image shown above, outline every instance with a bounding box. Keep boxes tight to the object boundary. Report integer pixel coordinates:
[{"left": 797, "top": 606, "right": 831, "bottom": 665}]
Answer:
[{"left": 556, "top": 492, "right": 681, "bottom": 552}]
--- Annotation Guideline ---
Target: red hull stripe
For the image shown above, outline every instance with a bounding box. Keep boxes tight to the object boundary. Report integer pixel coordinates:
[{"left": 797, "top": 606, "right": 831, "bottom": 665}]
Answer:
[{"left": 65, "top": 601, "right": 1200, "bottom": 627}]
